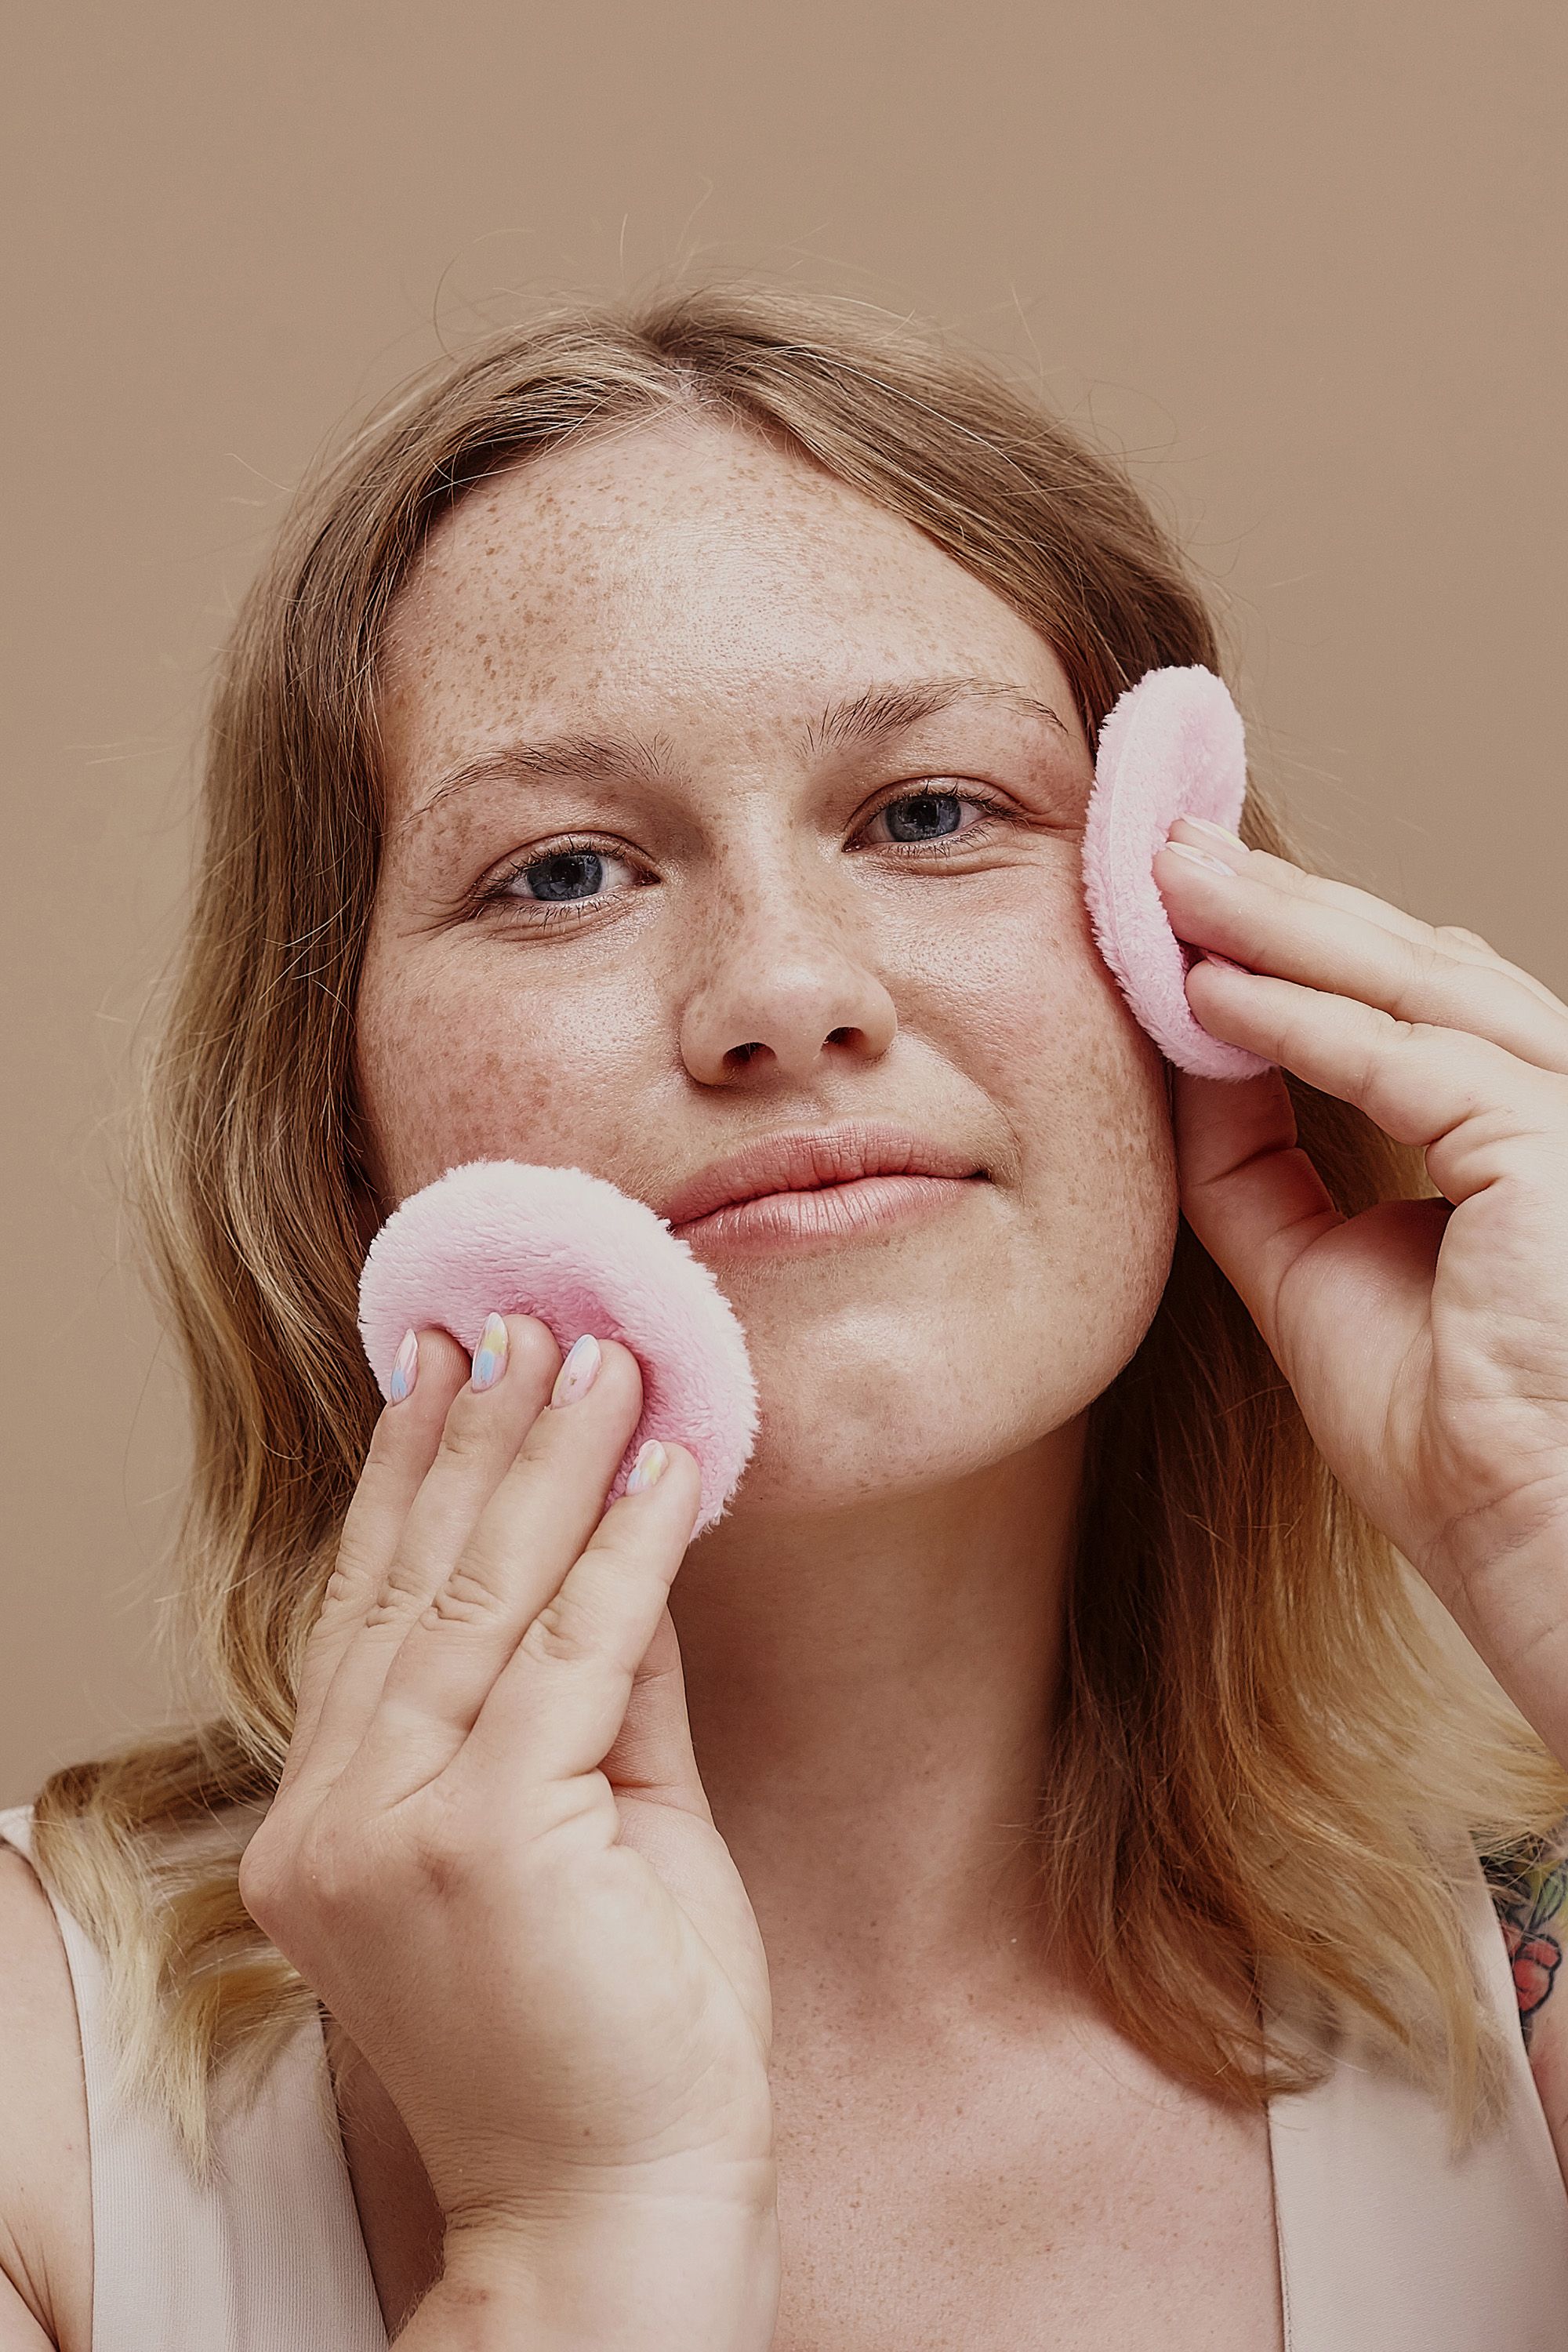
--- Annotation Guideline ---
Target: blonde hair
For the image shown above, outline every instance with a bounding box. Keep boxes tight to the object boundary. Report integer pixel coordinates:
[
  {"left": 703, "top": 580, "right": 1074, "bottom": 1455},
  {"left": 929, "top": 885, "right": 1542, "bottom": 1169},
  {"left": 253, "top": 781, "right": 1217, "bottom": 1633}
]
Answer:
[{"left": 31, "top": 280, "right": 1566, "bottom": 2177}]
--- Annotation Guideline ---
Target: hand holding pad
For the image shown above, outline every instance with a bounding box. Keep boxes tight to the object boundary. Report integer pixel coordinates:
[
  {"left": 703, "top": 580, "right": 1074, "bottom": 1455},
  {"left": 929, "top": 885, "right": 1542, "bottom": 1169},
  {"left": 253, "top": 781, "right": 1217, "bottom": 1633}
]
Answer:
[
  {"left": 358, "top": 1159, "right": 760, "bottom": 1537},
  {"left": 1082, "top": 665, "right": 1274, "bottom": 1080}
]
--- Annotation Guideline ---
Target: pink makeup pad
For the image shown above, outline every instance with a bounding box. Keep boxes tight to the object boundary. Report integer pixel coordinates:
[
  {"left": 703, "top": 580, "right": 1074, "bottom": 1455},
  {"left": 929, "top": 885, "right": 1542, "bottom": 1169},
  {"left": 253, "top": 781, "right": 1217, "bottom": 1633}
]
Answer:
[
  {"left": 1083, "top": 665, "right": 1273, "bottom": 1080},
  {"left": 358, "top": 1159, "right": 760, "bottom": 1537}
]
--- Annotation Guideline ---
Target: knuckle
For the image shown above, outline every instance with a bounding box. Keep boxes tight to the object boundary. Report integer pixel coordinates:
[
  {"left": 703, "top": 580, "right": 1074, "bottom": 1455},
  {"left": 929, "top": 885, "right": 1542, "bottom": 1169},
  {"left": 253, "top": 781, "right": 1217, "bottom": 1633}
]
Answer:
[
  {"left": 312, "top": 1552, "right": 372, "bottom": 1627},
  {"left": 237, "top": 1824, "right": 292, "bottom": 1926},
  {"left": 520, "top": 1599, "right": 599, "bottom": 1669},
  {"left": 320, "top": 1561, "right": 358, "bottom": 1610},
  {"left": 361, "top": 1551, "right": 439, "bottom": 1632},
  {"left": 293, "top": 1812, "right": 382, "bottom": 1916},
  {"left": 1438, "top": 922, "right": 1495, "bottom": 955},
  {"left": 1402, "top": 934, "right": 1447, "bottom": 992},
  {"left": 420, "top": 1563, "right": 511, "bottom": 1631},
  {"left": 434, "top": 1406, "right": 501, "bottom": 1468},
  {"left": 243, "top": 1806, "right": 438, "bottom": 1953},
  {"left": 1258, "top": 855, "right": 1307, "bottom": 901}
]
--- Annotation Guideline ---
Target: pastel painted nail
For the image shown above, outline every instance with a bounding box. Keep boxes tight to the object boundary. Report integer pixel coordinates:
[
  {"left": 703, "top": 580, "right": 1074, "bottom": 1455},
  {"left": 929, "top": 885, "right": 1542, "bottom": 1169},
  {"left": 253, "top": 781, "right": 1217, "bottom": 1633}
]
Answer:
[
  {"left": 388, "top": 1328, "right": 419, "bottom": 1404},
  {"left": 626, "top": 1439, "right": 668, "bottom": 1494},
  {"left": 1163, "top": 841, "right": 1235, "bottom": 878},
  {"left": 551, "top": 1333, "right": 602, "bottom": 1406},
  {"left": 470, "top": 1312, "right": 510, "bottom": 1391}
]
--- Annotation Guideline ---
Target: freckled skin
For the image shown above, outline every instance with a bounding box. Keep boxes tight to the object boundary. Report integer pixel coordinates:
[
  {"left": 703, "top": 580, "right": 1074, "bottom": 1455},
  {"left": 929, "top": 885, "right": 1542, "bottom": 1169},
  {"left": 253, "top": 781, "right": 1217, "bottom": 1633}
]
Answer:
[
  {"left": 343, "top": 415, "right": 1288, "bottom": 2352},
  {"left": 354, "top": 410, "right": 1178, "bottom": 1516}
]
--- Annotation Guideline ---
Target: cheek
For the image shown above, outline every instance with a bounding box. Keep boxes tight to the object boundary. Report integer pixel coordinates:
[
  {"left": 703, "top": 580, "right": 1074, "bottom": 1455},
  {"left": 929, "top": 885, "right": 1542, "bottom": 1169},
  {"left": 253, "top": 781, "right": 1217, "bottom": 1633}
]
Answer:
[
  {"left": 353, "top": 950, "right": 656, "bottom": 1209},
  {"left": 354, "top": 869, "right": 1175, "bottom": 1303},
  {"left": 944, "top": 891, "right": 1178, "bottom": 1298}
]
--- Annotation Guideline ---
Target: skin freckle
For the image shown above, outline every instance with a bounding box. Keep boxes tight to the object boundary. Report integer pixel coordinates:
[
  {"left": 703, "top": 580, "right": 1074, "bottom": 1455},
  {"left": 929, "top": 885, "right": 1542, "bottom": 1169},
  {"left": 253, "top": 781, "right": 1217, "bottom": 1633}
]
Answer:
[{"left": 357, "top": 408, "right": 1175, "bottom": 1519}]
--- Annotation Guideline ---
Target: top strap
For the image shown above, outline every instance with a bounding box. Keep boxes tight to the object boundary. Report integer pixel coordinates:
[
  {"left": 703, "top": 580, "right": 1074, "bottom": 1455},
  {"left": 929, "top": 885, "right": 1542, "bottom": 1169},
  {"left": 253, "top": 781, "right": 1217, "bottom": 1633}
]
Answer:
[
  {"left": 7, "top": 1800, "right": 1567, "bottom": 2349},
  {"left": 0, "top": 1804, "right": 387, "bottom": 2352},
  {"left": 1264, "top": 1839, "right": 1568, "bottom": 2351}
]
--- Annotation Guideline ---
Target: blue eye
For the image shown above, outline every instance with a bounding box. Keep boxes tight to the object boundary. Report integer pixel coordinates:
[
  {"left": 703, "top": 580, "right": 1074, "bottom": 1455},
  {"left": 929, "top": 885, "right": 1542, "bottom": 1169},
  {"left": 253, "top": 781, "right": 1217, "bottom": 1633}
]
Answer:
[
  {"left": 877, "top": 789, "right": 967, "bottom": 844},
  {"left": 486, "top": 838, "right": 641, "bottom": 922},
  {"left": 478, "top": 788, "right": 1010, "bottom": 929},
  {"left": 519, "top": 847, "right": 610, "bottom": 901}
]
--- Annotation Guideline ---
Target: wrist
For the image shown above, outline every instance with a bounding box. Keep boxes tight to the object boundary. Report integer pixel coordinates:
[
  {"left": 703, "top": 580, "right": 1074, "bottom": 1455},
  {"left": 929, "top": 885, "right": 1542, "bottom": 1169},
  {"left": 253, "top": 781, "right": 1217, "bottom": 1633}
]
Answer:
[
  {"left": 1428, "top": 1522, "right": 1568, "bottom": 1772},
  {"left": 430, "top": 2194, "right": 781, "bottom": 2352}
]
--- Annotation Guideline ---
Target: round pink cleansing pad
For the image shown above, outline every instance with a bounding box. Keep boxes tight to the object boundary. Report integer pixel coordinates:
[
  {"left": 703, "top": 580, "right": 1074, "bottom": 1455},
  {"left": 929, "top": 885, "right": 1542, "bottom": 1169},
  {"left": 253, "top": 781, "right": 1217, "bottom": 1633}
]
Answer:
[
  {"left": 1082, "top": 665, "right": 1274, "bottom": 1080},
  {"left": 358, "top": 1159, "right": 760, "bottom": 1537}
]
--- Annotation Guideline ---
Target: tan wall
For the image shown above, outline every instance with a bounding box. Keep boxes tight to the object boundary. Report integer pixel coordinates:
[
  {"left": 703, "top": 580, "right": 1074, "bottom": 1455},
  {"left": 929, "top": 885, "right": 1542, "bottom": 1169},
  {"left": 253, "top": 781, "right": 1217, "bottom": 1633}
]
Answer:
[{"left": 3, "top": 0, "right": 1563, "bottom": 1802}]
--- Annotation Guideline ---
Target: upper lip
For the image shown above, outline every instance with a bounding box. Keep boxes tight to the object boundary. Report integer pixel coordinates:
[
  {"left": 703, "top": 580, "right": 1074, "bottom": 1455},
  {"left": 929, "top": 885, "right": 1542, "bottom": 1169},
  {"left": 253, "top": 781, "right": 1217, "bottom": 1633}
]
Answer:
[{"left": 659, "top": 1121, "right": 988, "bottom": 1229}]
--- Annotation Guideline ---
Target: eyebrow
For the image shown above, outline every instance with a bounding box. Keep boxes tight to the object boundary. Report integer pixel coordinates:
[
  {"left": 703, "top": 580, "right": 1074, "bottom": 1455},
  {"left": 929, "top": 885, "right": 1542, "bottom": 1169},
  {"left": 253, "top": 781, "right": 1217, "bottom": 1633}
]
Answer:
[
  {"left": 404, "top": 675, "right": 1073, "bottom": 830},
  {"left": 404, "top": 729, "right": 670, "bottom": 833},
  {"left": 801, "top": 677, "right": 1071, "bottom": 760}
]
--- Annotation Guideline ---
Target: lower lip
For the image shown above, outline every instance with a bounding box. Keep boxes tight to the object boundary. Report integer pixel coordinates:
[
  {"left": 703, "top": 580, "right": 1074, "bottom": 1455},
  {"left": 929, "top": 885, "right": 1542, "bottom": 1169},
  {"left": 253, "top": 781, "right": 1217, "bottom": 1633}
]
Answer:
[{"left": 670, "top": 1172, "right": 985, "bottom": 1255}]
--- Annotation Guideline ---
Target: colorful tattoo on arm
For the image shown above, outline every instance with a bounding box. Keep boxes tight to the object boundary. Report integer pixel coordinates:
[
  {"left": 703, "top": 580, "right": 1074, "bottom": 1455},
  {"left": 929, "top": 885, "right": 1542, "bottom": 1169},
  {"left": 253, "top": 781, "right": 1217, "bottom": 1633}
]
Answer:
[{"left": 1481, "top": 1835, "right": 1568, "bottom": 2046}]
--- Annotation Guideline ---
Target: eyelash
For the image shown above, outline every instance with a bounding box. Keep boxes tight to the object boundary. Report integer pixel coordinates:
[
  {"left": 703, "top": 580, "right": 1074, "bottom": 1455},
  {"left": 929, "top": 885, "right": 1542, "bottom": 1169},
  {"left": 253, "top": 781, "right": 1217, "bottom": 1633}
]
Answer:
[{"left": 474, "top": 785, "right": 1016, "bottom": 930}]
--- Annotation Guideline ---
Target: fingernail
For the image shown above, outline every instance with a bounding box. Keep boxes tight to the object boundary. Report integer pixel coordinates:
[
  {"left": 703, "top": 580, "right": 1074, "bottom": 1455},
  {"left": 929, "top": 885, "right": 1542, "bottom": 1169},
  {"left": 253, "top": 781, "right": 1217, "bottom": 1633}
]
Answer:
[
  {"left": 1180, "top": 815, "right": 1248, "bottom": 853},
  {"left": 471, "top": 1312, "right": 510, "bottom": 1391},
  {"left": 626, "top": 1439, "right": 667, "bottom": 1493},
  {"left": 389, "top": 1328, "right": 419, "bottom": 1404},
  {"left": 550, "top": 1333, "right": 602, "bottom": 1407},
  {"left": 1163, "top": 841, "right": 1236, "bottom": 878}
]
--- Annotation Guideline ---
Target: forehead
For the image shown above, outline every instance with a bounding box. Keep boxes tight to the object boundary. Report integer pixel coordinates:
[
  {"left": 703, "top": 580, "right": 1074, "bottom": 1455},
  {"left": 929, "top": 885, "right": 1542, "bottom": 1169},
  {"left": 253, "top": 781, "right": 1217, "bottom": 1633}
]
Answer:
[{"left": 374, "top": 410, "right": 1076, "bottom": 779}]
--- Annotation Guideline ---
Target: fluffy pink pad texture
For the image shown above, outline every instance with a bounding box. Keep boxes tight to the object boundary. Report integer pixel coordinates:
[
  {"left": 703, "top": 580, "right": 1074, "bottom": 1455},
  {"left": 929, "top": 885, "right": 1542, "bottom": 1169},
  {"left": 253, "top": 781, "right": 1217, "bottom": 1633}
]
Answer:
[
  {"left": 1083, "top": 665, "right": 1274, "bottom": 1080},
  {"left": 358, "top": 1159, "right": 760, "bottom": 1538}
]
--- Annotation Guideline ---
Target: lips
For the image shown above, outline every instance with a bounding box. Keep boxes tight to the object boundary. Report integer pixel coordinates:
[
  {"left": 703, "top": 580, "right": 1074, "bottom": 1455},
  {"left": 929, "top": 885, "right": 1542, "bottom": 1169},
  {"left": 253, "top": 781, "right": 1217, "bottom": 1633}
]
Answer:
[{"left": 659, "top": 1121, "right": 987, "bottom": 1230}]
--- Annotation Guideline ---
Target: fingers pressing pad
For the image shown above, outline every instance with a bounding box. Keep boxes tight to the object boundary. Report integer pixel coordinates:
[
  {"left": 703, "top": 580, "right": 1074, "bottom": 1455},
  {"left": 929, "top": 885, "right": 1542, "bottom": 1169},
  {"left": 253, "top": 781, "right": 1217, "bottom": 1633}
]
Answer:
[
  {"left": 1083, "top": 665, "right": 1274, "bottom": 1080},
  {"left": 358, "top": 1160, "right": 760, "bottom": 1537}
]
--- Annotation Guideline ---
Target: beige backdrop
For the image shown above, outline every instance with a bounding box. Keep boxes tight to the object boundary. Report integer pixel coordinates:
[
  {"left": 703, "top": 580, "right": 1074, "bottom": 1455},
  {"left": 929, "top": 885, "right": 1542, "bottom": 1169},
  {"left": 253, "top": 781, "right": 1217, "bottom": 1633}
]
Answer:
[{"left": 3, "top": 0, "right": 1564, "bottom": 1802}]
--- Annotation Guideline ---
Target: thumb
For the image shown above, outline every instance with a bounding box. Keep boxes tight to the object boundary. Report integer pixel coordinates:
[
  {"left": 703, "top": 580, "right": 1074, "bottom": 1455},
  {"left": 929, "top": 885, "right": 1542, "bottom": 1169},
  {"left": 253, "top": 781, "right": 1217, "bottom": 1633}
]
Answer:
[
  {"left": 601, "top": 1605, "right": 714, "bottom": 1824},
  {"left": 1169, "top": 1057, "right": 1342, "bottom": 1361}
]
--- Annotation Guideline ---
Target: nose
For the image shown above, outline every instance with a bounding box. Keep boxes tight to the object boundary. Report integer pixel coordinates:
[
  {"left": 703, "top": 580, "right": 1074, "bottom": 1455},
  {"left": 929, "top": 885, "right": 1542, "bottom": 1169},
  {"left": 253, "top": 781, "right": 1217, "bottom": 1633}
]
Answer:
[{"left": 677, "top": 888, "right": 898, "bottom": 1087}]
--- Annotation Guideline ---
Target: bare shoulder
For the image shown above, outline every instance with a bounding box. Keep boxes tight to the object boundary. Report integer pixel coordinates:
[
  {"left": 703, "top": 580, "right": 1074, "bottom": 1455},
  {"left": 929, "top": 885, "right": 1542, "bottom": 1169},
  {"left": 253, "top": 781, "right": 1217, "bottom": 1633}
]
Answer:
[
  {"left": 0, "top": 1847, "right": 91, "bottom": 2351},
  {"left": 1479, "top": 1835, "right": 1568, "bottom": 2191}
]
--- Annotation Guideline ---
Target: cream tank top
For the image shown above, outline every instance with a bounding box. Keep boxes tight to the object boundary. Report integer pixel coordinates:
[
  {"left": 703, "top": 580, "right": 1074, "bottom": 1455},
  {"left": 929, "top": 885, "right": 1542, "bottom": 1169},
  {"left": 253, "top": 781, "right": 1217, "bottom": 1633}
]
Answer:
[{"left": 5, "top": 1799, "right": 1568, "bottom": 2351}]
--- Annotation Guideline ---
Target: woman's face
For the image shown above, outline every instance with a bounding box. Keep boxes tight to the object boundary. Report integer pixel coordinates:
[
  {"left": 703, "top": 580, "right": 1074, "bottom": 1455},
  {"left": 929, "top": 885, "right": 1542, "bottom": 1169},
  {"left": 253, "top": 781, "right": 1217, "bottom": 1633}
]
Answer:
[{"left": 354, "top": 411, "right": 1178, "bottom": 1515}]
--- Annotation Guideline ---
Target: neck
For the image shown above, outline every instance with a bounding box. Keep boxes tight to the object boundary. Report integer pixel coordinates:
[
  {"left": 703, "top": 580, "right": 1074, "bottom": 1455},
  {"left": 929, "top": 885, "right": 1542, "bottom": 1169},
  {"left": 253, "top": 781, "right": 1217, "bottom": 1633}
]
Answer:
[{"left": 670, "top": 1417, "right": 1085, "bottom": 2017}]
